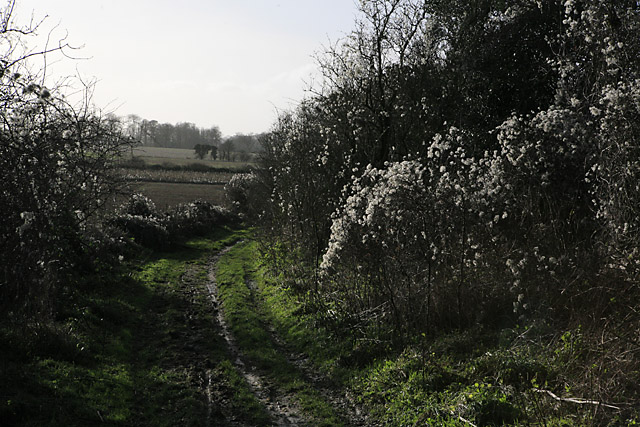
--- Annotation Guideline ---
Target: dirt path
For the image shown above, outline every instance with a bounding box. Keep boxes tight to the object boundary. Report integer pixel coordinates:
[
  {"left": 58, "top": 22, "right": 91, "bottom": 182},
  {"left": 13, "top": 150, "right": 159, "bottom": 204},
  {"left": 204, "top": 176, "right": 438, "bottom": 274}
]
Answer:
[
  {"left": 205, "top": 245, "right": 308, "bottom": 426},
  {"left": 204, "top": 244, "right": 370, "bottom": 426}
]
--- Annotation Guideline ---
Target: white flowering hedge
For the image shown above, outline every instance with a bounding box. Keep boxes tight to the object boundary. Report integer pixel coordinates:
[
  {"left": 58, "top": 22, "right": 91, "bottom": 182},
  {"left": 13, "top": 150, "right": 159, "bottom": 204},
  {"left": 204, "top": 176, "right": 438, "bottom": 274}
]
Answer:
[
  {"left": 0, "top": 7, "right": 135, "bottom": 316},
  {"left": 254, "top": 0, "right": 640, "bottom": 340},
  {"left": 112, "top": 194, "right": 237, "bottom": 249},
  {"left": 0, "top": 84, "right": 132, "bottom": 314}
]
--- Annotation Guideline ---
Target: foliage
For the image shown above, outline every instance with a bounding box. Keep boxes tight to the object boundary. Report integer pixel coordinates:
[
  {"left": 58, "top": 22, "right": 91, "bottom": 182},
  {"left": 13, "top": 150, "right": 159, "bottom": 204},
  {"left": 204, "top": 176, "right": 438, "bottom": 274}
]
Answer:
[
  {"left": 0, "top": 228, "right": 269, "bottom": 426},
  {"left": 120, "top": 114, "right": 222, "bottom": 150},
  {"left": 257, "top": 0, "right": 640, "bottom": 335},
  {"left": 253, "top": 1, "right": 640, "bottom": 422},
  {"left": 0, "top": 3, "right": 132, "bottom": 317},
  {"left": 111, "top": 193, "right": 237, "bottom": 250},
  {"left": 166, "top": 199, "right": 237, "bottom": 237},
  {"left": 193, "top": 143, "right": 212, "bottom": 159},
  {"left": 256, "top": 264, "right": 640, "bottom": 425},
  {"left": 224, "top": 171, "right": 268, "bottom": 221}
]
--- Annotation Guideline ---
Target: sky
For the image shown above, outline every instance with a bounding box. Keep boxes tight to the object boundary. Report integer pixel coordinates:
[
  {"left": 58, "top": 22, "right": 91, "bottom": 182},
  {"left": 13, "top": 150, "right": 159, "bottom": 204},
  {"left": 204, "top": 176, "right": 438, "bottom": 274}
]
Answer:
[{"left": 14, "top": 0, "right": 360, "bottom": 136}]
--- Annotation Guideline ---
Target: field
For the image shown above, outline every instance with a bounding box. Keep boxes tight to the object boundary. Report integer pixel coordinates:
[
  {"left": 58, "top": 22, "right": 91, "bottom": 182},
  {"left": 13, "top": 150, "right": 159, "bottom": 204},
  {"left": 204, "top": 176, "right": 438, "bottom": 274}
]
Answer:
[
  {"left": 119, "top": 168, "right": 234, "bottom": 184},
  {"left": 130, "top": 182, "right": 227, "bottom": 209},
  {"left": 130, "top": 146, "right": 255, "bottom": 169},
  {"left": 119, "top": 146, "right": 251, "bottom": 209}
]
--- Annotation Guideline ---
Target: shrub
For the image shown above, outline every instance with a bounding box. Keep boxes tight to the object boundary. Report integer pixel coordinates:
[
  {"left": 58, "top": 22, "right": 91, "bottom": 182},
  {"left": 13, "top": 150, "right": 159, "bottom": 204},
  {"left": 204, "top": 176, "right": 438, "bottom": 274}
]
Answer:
[
  {"left": 120, "top": 193, "right": 158, "bottom": 217},
  {"left": 167, "top": 200, "right": 237, "bottom": 237},
  {"left": 225, "top": 172, "right": 264, "bottom": 220},
  {"left": 111, "top": 195, "right": 237, "bottom": 250},
  {"left": 0, "top": 9, "right": 132, "bottom": 317}
]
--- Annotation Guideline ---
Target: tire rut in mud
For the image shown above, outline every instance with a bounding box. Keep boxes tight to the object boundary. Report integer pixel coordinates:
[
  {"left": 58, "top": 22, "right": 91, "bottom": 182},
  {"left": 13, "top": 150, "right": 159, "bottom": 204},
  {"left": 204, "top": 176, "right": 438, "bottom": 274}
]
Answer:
[
  {"left": 205, "top": 245, "right": 309, "bottom": 426},
  {"left": 243, "top": 279, "right": 371, "bottom": 427}
]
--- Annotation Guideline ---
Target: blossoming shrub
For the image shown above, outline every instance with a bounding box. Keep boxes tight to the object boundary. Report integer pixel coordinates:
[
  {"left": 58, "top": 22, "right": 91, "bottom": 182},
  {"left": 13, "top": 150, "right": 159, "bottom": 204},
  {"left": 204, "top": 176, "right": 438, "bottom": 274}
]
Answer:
[
  {"left": 225, "top": 172, "right": 261, "bottom": 219},
  {"left": 0, "top": 80, "right": 131, "bottom": 316},
  {"left": 120, "top": 193, "right": 159, "bottom": 217},
  {"left": 110, "top": 194, "right": 171, "bottom": 250},
  {"left": 487, "top": 0, "right": 640, "bottom": 317},
  {"left": 111, "top": 194, "right": 237, "bottom": 249},
  {"left": 258, "top": 106, "right": 350, "bottom": 274},
  {"left": 256, "top": 0, "right": 640, "bottom": 343},
  {"left": 319, "top": 127, "right": 517, "bottom": 336},
  {"left": 591, "top": 80, "right": 640, "bottom": 275},
  {"left": 167, "top": 200, "right": 236, "bottom": 237}
]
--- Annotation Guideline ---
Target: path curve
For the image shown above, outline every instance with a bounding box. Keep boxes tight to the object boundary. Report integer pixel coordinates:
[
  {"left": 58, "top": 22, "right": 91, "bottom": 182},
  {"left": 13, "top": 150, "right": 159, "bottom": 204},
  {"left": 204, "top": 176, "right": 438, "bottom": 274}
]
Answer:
[
  {"left": 205, "top": 244, "right": 308, "bottom": 426},
  {"left": 205, "top": 242, "right": 371, "bottom": 426}
]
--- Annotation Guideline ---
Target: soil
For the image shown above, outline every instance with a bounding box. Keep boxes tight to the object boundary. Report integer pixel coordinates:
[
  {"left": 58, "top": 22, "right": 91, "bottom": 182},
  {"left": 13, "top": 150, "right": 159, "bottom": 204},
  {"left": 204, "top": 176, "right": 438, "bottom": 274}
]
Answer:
[{"left": 201, "top": 244, "right": 372, "bottom": 426}]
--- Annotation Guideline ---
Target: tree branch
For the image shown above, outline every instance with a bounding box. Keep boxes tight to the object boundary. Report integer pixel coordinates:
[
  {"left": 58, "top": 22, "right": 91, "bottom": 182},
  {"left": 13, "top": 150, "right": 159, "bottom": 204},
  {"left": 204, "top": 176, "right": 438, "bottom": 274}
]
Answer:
[{"left": 534, "top": 388, "right": 621, "bottom": 411}]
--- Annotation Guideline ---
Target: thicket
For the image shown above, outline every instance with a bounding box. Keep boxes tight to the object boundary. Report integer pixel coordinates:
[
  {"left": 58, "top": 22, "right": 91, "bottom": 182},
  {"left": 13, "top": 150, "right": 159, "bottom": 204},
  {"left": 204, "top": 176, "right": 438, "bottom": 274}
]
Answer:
[
  {"left": 111, "top": 193, "right": 237, "bottom": 250},
  {"left": 251, "top": 0, "right": 640, "bottom": 415},
  {"left": 0, "top": 2, "right": 237, "bottom": 319},
  {"left": 0, "top": 3, "right": 135, "bottom": 318}
]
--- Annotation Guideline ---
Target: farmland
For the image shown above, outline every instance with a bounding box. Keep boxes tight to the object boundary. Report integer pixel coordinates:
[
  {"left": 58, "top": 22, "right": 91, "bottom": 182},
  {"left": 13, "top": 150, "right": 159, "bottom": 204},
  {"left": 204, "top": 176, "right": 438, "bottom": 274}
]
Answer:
[
  {"left": 119, "top": 146, "right": 254, "bottom": 208},
  {"left": 129, "top": 146, "right": 255, "bottom": 169},
  {"left": 131, "top": 182, "right": 227, "bottom": 209},
  {"left": 119, "top": 168, "right": 234, "bottom": 185}
]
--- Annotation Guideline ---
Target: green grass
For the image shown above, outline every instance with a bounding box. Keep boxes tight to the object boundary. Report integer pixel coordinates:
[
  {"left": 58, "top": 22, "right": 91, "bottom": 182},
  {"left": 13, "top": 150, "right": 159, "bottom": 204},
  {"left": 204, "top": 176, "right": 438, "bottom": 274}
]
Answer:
[
  {"left": 245, "top": 249, "right": 640, "bottom": 427},
  {"left": 0, "top": 226, "right": 266, "bottom": 426},
  {"left": 5, "top": 229, "right": 632, "bottom": 426},
  {"left": 216, "top": 241, "right": 344, "bottom": 426}
]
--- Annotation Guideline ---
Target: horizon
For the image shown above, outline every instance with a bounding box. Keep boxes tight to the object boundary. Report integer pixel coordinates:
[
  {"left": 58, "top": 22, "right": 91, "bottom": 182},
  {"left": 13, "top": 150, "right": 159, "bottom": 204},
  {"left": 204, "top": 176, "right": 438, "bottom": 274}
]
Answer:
[{"left": 15, "top": 0, "right": 360, "bottom": 136}]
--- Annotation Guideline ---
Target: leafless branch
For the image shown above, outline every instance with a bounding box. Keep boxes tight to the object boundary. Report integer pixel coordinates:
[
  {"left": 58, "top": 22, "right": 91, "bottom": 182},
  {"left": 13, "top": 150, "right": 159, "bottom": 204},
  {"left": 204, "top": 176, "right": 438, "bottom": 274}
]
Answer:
[{"left": 534, "top": 388, "right": 621, "bottom": 411}]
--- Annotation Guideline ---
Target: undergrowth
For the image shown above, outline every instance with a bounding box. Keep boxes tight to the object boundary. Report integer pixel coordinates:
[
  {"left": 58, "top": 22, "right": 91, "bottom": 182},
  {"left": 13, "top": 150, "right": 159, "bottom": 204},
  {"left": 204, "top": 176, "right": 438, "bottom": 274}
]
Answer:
[
  {"left": 0, "top": 226, "right": 266, "bottom": 426},
  {"left": 254, "top": 252, "right": 640, "bottom": 427}
]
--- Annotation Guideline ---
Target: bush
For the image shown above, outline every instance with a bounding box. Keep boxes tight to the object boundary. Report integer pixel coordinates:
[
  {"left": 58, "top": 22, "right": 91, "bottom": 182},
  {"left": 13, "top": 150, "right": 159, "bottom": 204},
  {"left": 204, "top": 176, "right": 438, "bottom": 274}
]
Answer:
[
  {"left": 120, "top": 193, "right": 159, "bottom": 217},
  {"left": 111, "top": 214, "right": 172, "bottom": 250},
  {"left": 0, "top": 10, "right": 132, "bottom": 317},
  {"left": 225, "top": 172, "right": 264, "bottom": 220},
  {"left": 167, "top": 200, "right": 237, "bottom": 237},
  {"left": 111, "top": 194, "right": 238, "bottom": 250}
]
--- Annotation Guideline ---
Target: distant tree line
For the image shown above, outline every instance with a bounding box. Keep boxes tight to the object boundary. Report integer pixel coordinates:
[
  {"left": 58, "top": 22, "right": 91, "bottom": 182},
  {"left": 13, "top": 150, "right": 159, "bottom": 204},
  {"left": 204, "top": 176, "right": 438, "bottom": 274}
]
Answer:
[
  {"left": 116, "top": 114, "right": 264, "bottom": 160},
  {"left": 116, "top": 114, "right": 223, "bottom": 149}
]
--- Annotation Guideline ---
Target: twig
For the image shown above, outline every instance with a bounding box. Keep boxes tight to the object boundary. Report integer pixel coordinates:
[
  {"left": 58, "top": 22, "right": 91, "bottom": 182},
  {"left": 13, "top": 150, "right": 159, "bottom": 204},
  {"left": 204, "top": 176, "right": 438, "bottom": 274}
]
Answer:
[
  {"left": 458, "top": 415, "right": 478, "bottom": 427},
  {"left": 534, "top": 388, "right": 621, "bottom": 410}
]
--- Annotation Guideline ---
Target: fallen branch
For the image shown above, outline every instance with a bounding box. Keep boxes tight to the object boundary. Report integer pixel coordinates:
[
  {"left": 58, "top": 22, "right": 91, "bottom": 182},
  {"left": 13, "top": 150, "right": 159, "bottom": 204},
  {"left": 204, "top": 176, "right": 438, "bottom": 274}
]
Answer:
[
  {"left": 534, "top": 388, "right": 621, "bottom": 410},
  {"left": 458, "top": 415, "right": 478, "bottom": 427}
]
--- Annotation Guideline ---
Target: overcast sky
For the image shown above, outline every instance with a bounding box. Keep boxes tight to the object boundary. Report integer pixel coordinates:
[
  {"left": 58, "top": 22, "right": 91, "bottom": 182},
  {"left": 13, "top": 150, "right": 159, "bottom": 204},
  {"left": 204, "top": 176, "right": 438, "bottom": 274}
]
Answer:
[{"left": 14, "top": 1, "right": 359, "bottom": 136}]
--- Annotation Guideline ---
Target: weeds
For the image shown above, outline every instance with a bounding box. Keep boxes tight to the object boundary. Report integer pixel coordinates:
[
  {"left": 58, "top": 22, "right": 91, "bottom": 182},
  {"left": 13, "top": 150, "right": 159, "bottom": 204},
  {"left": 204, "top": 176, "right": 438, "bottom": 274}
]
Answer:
[{"left": 0, "top": 227, "right": 264, "bottom": 426}]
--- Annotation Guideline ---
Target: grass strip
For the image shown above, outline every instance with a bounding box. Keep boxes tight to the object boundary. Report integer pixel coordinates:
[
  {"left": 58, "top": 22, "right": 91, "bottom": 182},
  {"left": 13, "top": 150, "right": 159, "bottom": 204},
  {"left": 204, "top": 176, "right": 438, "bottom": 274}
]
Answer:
[
  {"left": 251, "top": 260, "right": 640, "bottom": 426},
  {"left": 216, "top": 240, "right": 343, "bottom": 426}
]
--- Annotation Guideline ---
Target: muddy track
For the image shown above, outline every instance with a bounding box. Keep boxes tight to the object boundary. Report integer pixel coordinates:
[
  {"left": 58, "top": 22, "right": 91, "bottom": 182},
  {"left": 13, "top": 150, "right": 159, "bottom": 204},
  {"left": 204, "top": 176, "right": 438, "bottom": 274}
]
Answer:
[
  {"left": 205, "top": 243, "right": 371, "bottom": 427},
  {"left": 244, "top": 278, "right": 370, "bottom": 427},
  {"left": 205, "top": 244, "right": 308, "bottom": 426}
]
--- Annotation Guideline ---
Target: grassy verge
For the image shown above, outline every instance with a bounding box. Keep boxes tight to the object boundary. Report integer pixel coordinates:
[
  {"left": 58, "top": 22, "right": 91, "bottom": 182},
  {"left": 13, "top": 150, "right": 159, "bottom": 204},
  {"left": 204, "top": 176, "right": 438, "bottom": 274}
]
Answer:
[
  {"left": 216, "top": 241, "right": 343, "bottom": 426},
  {"left": 0, "top": 227, "right": 268, "bottom": 426},
  {"left": 251, "top": 254, "right": 640, "bottom": 426}
]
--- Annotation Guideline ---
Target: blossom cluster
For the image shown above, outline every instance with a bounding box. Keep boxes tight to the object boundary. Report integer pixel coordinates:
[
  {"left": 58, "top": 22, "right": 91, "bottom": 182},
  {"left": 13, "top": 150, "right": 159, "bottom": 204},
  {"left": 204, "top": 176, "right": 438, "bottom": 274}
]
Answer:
[{"left": 255, "top": 0, "right": 640, "bottom": 337}]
